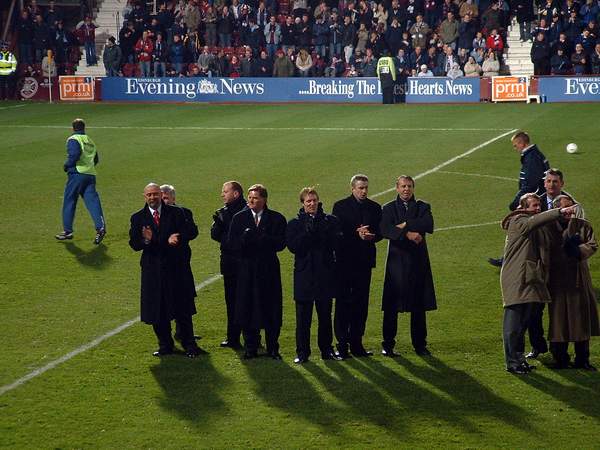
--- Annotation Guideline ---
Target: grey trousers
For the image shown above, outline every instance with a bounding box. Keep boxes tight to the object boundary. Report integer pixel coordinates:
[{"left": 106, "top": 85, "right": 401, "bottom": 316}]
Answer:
[{"left": 503, "top": 303, "right": 535, "bottom": 369}]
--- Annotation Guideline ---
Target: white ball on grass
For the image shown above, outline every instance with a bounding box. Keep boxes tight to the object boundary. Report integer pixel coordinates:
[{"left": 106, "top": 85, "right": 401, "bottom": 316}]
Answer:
[{"left": 566, "top": 143, "right": 578, "bottom": 154}]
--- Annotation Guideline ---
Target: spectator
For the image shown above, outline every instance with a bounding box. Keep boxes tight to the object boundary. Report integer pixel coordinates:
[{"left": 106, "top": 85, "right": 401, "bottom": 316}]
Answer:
[
  {"left": 204, "top": 5, "right": 218, "bottom": 47},
  {"left": 273, "top": 49, "right": 295, "bottom": 76},
  {"left": 135, "top": 30, "right": 154, "bottom": 77},
  {"left": 564, "top": 11, "right": 582, "bottom": 42},
  {"left": 256, "top": 2, "right": 269, "bottom": 31},
  {"left": 33, "top": 13, "right": 50, "bottom": 63},
  {"left": 367, "top": 29, "right": 386, "bottom": 58},
  {"left": 571, "top": 42, "right": 588, "bottom": 73},
  {"left": 385, "top": 17, "right": 403, "bottom": 57},
  {"left": 131, "top": 2, "right": 148, "bottom": 32},
  {"left": 183, "top": 1, "right": 201, "bottom": 34},
  {"left": 341, "top": 15, "right": 357, "bottom": 63},
  {"left": 388, "top": 0, "right": 407, "bottom": 30},
  {"left": 418, "top": 62, "right": 434, "bottom": 76},
  {"left": 551, "top": 47, "right": 572, "bottom": 74},
  {"left": 360, "top": 47, "right": 378, "bottom": 76},
  {"left": 410, "top": 14, "right": 430, "bottom": 49},
  {"left": 424, "top": 0, "right": 441, "bottom": 29},
  {"left": 547, "top": 14, "right": 563, "bottom": 45},
  {"left": 313, "top": 0, "right": 328, "bottom": 21},
  {"left": 486, "top": 28, "right": 505, "bottom": 58},
  {"left": 119, "top": 22, "right": 138, "bottom": 64},
  {"left": 482, "top": 49, "right": 500, "bottom": 76},
  {"left": 531, "top": 32, "right": 551, "bottom": 75},
  {"left": 256, "top": 49, "right": 273, "bottom": 76},
  {"left": 514, "top": 0, "right": 534, "bottom": 42},
  {"left": 218, "top": 6, "right": 234, "bottom": 47},
  {"left": 395, "top": 47, "right": 409, "bottom": 73},
  {"left": 463, "top": 55, "right": 482, "bottom": 76},
  {"left": 591, "top": 43, "right": 600, "bottom": 73},
  {"left": 45, "top": 1, "right": 63, "bottom": 28},
  {"left": 197, "top": 45, "right": 214, "bottom": 76},
  {"left": 240, "top": 46, "right": 258, "bottom": 76},
  {"left": 312, "top": 16, "right": 329, "bottom": 58},
  {"left": 554, "top": 32, "right": 573, "bottom": 57},
  {"left": 355, "top": 22, "right": 369, "bottom": 54},
  {"left": 17, "top": 10, "right": 34, "bottom": 66},
  {"left": 374, "top": 3, "right": 388, "bottom": 32},
  {"left": 458, "top": 13, "right": 477, "bottom": 51},
  {"left": 169, "top": 33, "right": 185, "bottom": 74},
  {"left": 580, "top": 0, "right": 600, "bottom": 26},
  {"left": 246, "top": 18, "right": 265, "bottom": 52},
  {"left": 77, "top": 16, "right": 97, "bottom": 66},
  {"left": 41, "top": 49, "right": 57, "bottom": 78},
  {"left": 576, "top": 29, "right": 596, "bottom": 54},
  {"left": 157, "top": 3, "right": 175, "bottom": 44},
  {"left": 296, "top": 48, "right": 313, "bottom": 76},
  {"left": 409, "top": 45, "right": 427, "bottom": 70},
  {"left": 325, "top": 54, "right": 345, "bottom": 76},
  {"left": 53, "top": 21, "right": 72, "bottom": 69},
  {"left": 328, "top": 10, "right": 343, "bottom": 57},
  {"left": 459, "top": 0, "right": 478, "bottom": 19},
  {"left": 281, "top": 15, "right": 297, "bottom": 54},
  {"left": 447, "top": 61, "right": 463, "bottom": 78},
  {"left": 481, "top": 3, "right": 502, "bottom": 34},
  {"left": 229, "top": 54, "right": 241, "bottom": 77},
  {"left": 440, "top": 44, "right": 457, "bottom": 74},
  {"left": 538, "top": 0, "right": 560, "bottom": 23},
  {"left": 292, "top": 0, "right": 308, "bottom": 18},
  {"left": 471, "top": 46, "right": 486, "bottom": 64},
  {"left": 457, "top": 47, "right": 469, "bottom": 67},
  {"left": 439, "top": 12, "right": 459, "bottom": 50},
  {"left": 296, "top": 14, "right": 312, "bottom": 48},
  {"left": 265, "top": 15, "right": 282, "bottom": 59},
  {"left": 103, "top": 36, "right": 122, "bottom": 77},
  {"left": 441, "top": 0, "right": 459, "bottom": 18},
  {"left": 153, "top": 33, "right": 168, "bottom": 77}
]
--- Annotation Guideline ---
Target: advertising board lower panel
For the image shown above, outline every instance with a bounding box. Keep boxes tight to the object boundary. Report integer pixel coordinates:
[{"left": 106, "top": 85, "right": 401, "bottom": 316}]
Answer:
[{"left": 538, "top": 76, "right": 600, "bottom": 102}]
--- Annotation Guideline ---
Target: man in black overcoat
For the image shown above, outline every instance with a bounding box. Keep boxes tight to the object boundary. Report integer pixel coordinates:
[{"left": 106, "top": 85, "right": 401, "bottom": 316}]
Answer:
[
  {"left": 332, "top": 174, "right": 382, "bottom": 358},
  {"left": 380, "top": 176, "right": 437, "bottom": 357},
  {"left": 286, "top": 187, "right": 344, "bottom": 364},
  {"left": 211, "top": 181, "right": 246, "bottom": 349},
  {"left": 228, "top": 184, "right": 287, "bottom": 359},
  {"left": 129, "top": 183, "right": 201, "bottom": 358}
]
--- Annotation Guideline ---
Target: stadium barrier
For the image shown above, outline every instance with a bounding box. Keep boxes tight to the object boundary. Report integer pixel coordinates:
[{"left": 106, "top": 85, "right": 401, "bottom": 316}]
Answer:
[{"left": 537, "top": 76, "right": 600, "bottom": 102}]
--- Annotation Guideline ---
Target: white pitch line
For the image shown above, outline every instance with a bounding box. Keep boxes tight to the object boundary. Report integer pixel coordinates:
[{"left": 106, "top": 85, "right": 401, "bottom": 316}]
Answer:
[
  {"left": 0, "top": 273, "right": 223, "bottom": 397},
  {"left": 438, "top": 170, "right": 517, "bottom": 182},
  {"left": 371, "top": 128, "right": 518, "bottom": 199},
  {"left": 0, "top": 124, "right": 513, "bottom": 132},
  {"left": 0, "top": 104, "right": 26, "bottom": 111},
  {"left": 436, "top": 221, "right": 501, "bottom": 232},
  {"left": 0, "top": 128, "right": 516, "bottom": 396}
]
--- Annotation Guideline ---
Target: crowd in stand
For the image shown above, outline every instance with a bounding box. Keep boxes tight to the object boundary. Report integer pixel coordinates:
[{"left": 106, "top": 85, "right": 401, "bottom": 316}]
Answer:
[{"left": 7, "top": 0, "right": 600, "bottom": 78}]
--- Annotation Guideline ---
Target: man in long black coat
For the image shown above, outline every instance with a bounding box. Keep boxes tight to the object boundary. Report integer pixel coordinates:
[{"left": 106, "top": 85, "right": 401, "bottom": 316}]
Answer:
[
  {"left": 332, "top": 174, "right": 382, "bottom": 358},
  {"left": 228, "top": 184, "right": 287, "bottom": 359},
  {"left": 286, "top": 187, "right": 343, "bottom": 364},
  {"left": 380, "top": 176, "right": 436, "bottom": 357},
  {"left": 211, "top": 181, "right": 246, "bottom": 349},
  {"left": 129, "top": 183, "right": 201, "bottom": 358}
]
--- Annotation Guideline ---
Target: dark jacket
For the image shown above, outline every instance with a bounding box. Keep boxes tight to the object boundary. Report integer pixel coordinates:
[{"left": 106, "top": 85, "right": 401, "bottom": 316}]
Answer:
[
  {"left": 332, "top": 195, "right": 382, "bottom": 270},
  {"left": 228, "top": 207, "right": 287, "bottom": 329},
  {"left": 509, "top": 144, "right": 550, "bottom": 211},
  {"left": 211, "top": 195, "right": 246, "bottom": 276},
  {"left": 129, "top": 203, "right": 197, "bottom": 324},
  {"left": 286, "top": 205, "right": 342, "bottom": 302},
  {"left": 380, "top": 196, "right": 436, "bottom": 313}
]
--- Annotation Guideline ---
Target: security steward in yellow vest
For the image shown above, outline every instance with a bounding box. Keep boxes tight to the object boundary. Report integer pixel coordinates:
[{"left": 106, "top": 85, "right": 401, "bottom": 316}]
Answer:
[
  {"left": 55, "top": 118, "right": 106, "bottom": 244},
  {"left": 0, "top": 41, "right": 17, "bottom": 100},
  {"left": 376, "top": 55, "right": 397, "bottom": 104}
]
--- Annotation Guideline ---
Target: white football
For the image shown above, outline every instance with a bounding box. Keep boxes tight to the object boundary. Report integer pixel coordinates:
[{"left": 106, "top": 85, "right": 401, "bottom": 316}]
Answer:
[{"left": 566, "top": 143, "right": 578, "bottom": 154}]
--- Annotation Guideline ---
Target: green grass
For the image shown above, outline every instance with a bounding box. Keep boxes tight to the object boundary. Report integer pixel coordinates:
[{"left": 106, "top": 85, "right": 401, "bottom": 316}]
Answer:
[{"left": 1, "top": 102, "right": 600, "bottom": 448}]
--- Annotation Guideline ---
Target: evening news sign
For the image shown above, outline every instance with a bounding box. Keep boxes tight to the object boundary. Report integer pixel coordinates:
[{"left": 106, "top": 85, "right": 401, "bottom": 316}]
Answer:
[
  {"left": 538, "top": 77, "right": 600, "bottom": 102},
  {"left": 404, "top": 77, "right": 480, "bottom": 103},
  {"left": 101, "top": 77, "right": 382, "bottom": 103}
]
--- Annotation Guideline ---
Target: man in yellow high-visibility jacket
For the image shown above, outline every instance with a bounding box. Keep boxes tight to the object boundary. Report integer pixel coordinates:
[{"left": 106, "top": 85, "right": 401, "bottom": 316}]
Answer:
[
  {"left": 0, "top": 41, "right": 17, "bottom": 100},
  {"left": 376, "top": 54, "right": 396, "bottom": 104}
]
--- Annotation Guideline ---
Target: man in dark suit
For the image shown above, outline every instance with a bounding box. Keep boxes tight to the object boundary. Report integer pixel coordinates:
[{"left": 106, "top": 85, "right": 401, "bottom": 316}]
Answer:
[
  {"left": 228, "top": 184, "right": 287, "bottom": 360},
  {"left": 380, "top": 176, "right": 437, "bottom": 357},
  {"left": 210, "top": 181, "right": 246, "bottom": 349},
  {"left": 286, "top": 187, "right": 343, "bottom": 364},
  {"left": 332, "top": 174, "right": 382, "bottom": 358},
  {"left": 129, "top": 183, "right": 202, "bottom": 358}
]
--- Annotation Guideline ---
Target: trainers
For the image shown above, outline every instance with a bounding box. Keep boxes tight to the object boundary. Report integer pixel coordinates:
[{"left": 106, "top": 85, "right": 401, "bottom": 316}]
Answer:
[
  {"left": 94, "top": 229, "right": 106, "bottom": 245},
  {"left": 55, "top": 231, "right": 73, "bottom": 241}
]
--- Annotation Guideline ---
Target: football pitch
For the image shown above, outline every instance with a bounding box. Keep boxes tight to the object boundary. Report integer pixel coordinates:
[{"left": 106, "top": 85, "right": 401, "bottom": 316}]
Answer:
[{"left": 1, "top": 101, "right": 600, "bottom": 448}]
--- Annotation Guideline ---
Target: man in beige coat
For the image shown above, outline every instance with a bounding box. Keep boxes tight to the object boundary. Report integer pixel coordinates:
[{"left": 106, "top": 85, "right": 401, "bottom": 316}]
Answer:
[
  {"left": 500, "top": 193, "right": 576, "bottom": 374},
  {"left": 547, "top": 195, "right": 599, "bottom": 370}
]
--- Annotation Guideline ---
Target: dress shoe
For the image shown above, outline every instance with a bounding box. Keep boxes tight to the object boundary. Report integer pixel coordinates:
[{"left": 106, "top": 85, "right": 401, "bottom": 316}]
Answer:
[
  {"left": 186, "top": 346, "right": 208, "bottom": 358},
  {"left": 322, "top": 351, "right": 343, "bottom": 361},
  {"left": 525, "top": 349, "right": 544, "bottom": 359},
  {"left": 243, "top": 351, "right": 258, "bottom": 360},
  {"left": 488, "top": 257, "right": 503, "bottom": 267},
  {"left": 220, "top": 340, "right": 242, "bottom": 349},
  {"left": 294, "top": 356, "right": 309, "bottom": 364},
  {"left": 521, "top": 361, "right": 536, "bottom": 371},
  {"left": 381, "top": 348, "right": 398, "bottom": 357},
  {"left": 269, "top": 351, "right": 282, "bottom": 360},
  {"left": 507, "top": 365, "right": 528, "bottom": 375},
  {"left": 351, "top": 347, "right": 373, "bottom": 357},
  {"left": 573, "top": 361, "right": 597, "bottom": 371},
  {"left": 336, "top": 345, "right": 351, "bottom": 359},
  {"left": 153, "top": 348, "right": 174, "bottom": 357},
  {"left": 415, "top": 347, "right": 432, "bottom": 356}
]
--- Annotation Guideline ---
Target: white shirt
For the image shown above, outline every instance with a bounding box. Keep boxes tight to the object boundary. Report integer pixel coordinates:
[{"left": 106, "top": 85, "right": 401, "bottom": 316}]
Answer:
[
  {"left": 148, "top": 204, "right": 162, "bottom": 218},
  {"left": 251, "top": 209, "right": 263, "bottom": 225}
]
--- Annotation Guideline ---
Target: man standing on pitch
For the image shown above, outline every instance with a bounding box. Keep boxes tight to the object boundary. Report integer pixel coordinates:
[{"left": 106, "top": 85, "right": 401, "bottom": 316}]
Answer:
[
  {"left": 380, "top": 176, "right": 437, "bottom": 357},
  {"left": 129, "top": 183, "right": 202, "bottom": 358},
  {"left": 211, "top": 181, "right": 246, "bottom": 349},
  {"left": 55, "top": 118, "right": 106, "bottom": 244},
  {"left": 228, "top": 184, "right": 287, "bottom": 360},
  {"left": 333, "top": 174, "right": 382, "bottom": 358}
]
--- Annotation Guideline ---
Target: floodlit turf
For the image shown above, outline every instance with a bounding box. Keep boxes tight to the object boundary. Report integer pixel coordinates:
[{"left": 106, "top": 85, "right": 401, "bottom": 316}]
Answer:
[{"left": 1, "top": 101, "right": 600, "bottom": 448}]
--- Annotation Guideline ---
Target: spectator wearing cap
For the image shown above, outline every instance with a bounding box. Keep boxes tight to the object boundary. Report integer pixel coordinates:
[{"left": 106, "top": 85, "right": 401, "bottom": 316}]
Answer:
[
  {"left": 417, "top": 63, "right": 433, "bottom": 76},
  {"left": 103, "top": 36, "right": 122, "bottom": 77}
]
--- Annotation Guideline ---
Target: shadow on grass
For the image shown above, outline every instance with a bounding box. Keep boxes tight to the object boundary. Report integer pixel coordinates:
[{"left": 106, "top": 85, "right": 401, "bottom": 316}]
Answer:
[
  {"left": 517, "top": 368, "right": 600, "bottom": 419},
  {"left": 150, "top": 354, "right": 230, "bottom": 423},
  {"left": 64, "top": 242, "right": 113, "bottom": 269}
]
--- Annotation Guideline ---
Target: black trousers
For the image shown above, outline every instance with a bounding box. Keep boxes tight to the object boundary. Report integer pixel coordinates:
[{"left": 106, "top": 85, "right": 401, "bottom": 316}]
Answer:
[
  {"left": 334, "top": 268, "right": 372, "bottom": 351},
  {"left": 382, "top": 85, "right": 395, "bottom": 104},
  {"left": 526, "top": 303, "right": 548, "bottom": 353},
  {"left": 550, "top": 340, "right": 590, "bottom": 365},
  {"left": 503, "top": 303, "right": 535, "bottom": 369},
  {"left": 223, "top": 273, "right": 241, "bottom": 344},
  {"left": 382, "top": 308, "right": 427, "bottom": 351},
  {"left": 244, "top": 326, "right": 280, "bottom": 354},
  {"left": 153, "top": 314, "right": 197, "bottom": 351},
  {"left": 295, "top": 298, "right": 334, "bottom": 358}
]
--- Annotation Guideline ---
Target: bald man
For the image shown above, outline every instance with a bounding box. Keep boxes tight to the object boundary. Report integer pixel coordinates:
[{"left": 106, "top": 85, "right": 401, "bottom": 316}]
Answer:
[{"left": 129, "top": 183, "right": 202, "bottom": 358}]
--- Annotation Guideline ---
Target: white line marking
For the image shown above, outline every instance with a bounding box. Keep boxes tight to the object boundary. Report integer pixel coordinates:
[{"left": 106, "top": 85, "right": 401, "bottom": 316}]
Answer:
[
  {"left": 371, "top": 129, "right": 518, "bottom": 199},
  {"left": 436, "top": 221, "right": 501, "bottom": 232},
  {"left": 0, "top": 104, "right": 26, "bottom": 111},
  {"left": 0, "top": 128, "right": 516, "bottom": 396},
  {"left": 438, "top": 170, "right": 517, "bottom": 182},
  {"left": 0, "top": 124, "right": 513, "bottom": 132},
  {"left": 0, "top": 273, "right": 223, "bottom": 396}
]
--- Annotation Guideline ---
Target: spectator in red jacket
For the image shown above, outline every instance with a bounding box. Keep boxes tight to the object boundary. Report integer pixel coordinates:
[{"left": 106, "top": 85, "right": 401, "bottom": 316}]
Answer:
[
  {"left": 77, "top": 15, "right": 97, "bottom": 66},
  {"left": 135, "top": 30, "right": 154, "bottom": 77}
]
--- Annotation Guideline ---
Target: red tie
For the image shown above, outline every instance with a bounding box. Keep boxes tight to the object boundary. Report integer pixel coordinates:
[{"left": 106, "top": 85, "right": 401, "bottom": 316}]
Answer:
[{"left": 153, "top": 210, "right": 160, "bottom": 227}]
